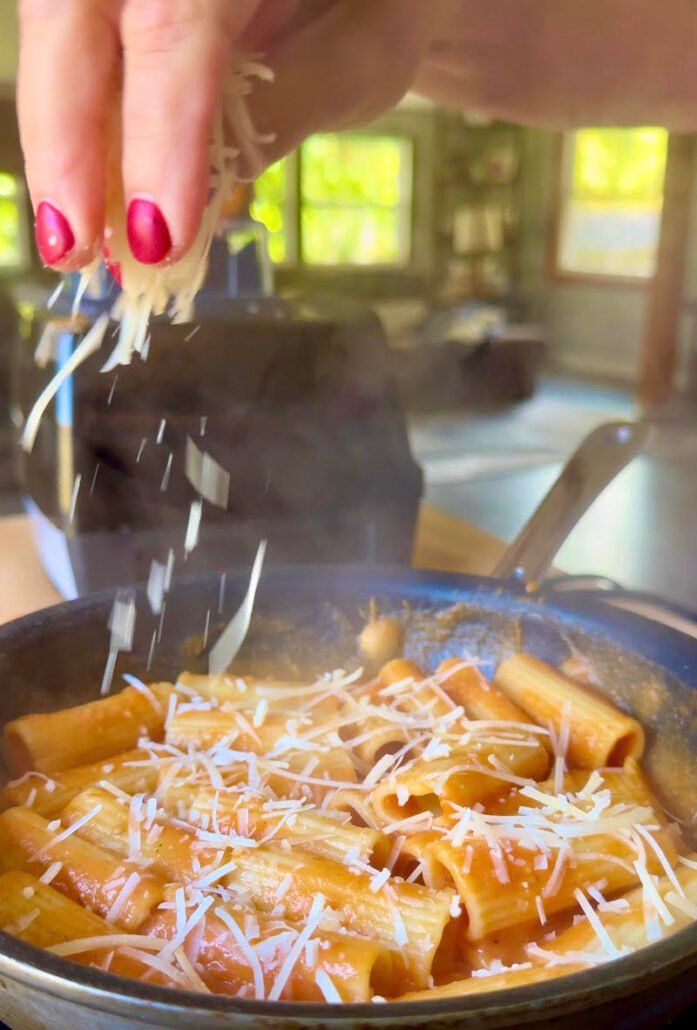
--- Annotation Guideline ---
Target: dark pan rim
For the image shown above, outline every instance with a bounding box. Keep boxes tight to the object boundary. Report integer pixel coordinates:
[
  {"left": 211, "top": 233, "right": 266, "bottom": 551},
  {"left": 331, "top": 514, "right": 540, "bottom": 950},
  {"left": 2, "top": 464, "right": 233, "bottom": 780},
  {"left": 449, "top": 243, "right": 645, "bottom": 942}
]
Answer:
[
  {"left": 0, "top": 564, "right": 696, "bottom": 1020},
  {"left": 1, "top": 564, "right": 695, "bottom": 685}
]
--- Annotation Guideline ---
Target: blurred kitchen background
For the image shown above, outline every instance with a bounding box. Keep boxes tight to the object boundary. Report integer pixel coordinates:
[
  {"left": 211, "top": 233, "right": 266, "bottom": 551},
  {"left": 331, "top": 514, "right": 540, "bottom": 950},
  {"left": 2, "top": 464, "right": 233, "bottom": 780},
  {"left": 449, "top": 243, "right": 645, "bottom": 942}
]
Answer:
[{"left": 0, "top": 5, "right": 694, "bottom": 607}]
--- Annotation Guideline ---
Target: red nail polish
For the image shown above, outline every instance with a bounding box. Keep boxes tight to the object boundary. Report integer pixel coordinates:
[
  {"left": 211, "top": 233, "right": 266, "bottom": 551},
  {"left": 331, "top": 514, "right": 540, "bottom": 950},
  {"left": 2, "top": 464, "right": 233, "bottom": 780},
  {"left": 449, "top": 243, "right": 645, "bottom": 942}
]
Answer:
[
  {"left": 106, "top": 259, "right": 123, "bottom": 287},
  {"left": 101, "top": 242, "right": 122, "bottom": 287},
  {"left": 35, "top": 202, "right": 75, "bottom": 265},
  {"left": 127, "top": 199, "right": 172, "bottom": 264}
]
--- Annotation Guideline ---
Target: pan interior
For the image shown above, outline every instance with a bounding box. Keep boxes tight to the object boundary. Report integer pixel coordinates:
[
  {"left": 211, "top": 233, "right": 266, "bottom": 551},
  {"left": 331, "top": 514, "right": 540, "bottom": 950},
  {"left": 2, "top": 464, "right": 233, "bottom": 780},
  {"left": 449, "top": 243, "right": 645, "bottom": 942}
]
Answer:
[{"left": 0, "top": 564, "right": 696, "bottom": 1022}]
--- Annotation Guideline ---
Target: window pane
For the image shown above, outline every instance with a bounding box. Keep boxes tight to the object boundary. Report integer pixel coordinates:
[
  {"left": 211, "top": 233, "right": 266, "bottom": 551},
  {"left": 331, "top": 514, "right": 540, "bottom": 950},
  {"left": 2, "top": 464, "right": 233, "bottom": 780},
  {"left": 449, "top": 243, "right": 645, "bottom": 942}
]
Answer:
[
  {"left": 302, "top": 134, "right": 407, "bottom": 206},
  {"left": 558, "top": 128, "right": 668, "bottom": 278},
  {"left": 0, "top": 173, "right": 24, "bottom": 269},
  {"left": 251, "top": 159, "right": 287, "bottom": 263},
  {"left": 572, "top": 128, "right": 667, "bottom": 202},
  {"left": 302, "top": 207, "right": 402, "bottom": 265}
]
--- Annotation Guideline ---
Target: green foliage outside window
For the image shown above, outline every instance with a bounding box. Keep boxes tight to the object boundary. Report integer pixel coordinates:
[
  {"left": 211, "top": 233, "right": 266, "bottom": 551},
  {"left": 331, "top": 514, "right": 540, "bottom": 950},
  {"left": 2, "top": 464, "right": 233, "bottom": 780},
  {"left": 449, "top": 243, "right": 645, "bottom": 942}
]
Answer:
[
  {"left": 301, "top": 134, "right": 410, "bottom": 265},
  {"left": 559, "top": 127, "right": 668, "bottom": 278},
  {"left": 251, "top": 133, "right": 412, "bottom": 267},
  {"left": 301, "top": 134, "right": 404, "bottom": 207},
  {"left": 250, "top": 159, "right": 286, "bottom": 264},
  {"left": 0, "top": 172, "right": 23, "bottom": 270},
  {"left": 572, "top": 128, "right": 667, "bottom": 202}
]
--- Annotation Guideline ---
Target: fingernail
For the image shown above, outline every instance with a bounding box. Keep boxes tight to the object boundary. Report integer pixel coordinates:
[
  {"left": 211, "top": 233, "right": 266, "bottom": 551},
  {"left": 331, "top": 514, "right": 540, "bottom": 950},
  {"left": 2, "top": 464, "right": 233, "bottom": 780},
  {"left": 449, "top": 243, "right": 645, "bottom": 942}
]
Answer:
[
  {"left": 101, "top": 241, "right": 122, "bottom": 287},
  {"left": 106, "top": 259, "right": 123, "bottom": 287},
  {"left": 127, "top": 198, "right": 172, "bottom": 264},
  {"left": 35, "top": 201, "right": 75, "bottom": 265}
]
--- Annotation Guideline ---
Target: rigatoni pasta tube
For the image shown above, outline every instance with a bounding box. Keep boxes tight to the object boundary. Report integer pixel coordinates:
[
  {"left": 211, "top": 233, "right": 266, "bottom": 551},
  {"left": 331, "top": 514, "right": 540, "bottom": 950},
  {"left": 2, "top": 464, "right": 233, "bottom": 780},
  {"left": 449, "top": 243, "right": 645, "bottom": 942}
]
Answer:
[
  {"left": 494, "top": 654, "right": 644, "bottom": 767},
  {"left": 437, "top": 659, "right": 541, "bottom": 726},
  {"left": 423, "top": 760, "right": 677, "bottom": 941},
  {"left": 0, "top": 871, "right": 169, "bottom": 983},
  {"left": 144, "top": 887, "right": 393, "bottom": 1001},
  {"left": 278, "top": 746, "right": 358, "bottom": 798},
  {"left": 487, "top": 759, "right": 664, "bottom": 819},
  {"left": 545, "top": 862, "right": 697, "bottom": 960},
  {"left": 62, "top": 786, "right": 229, "bottom": 885},
  {"left": 376, "top": 659, "right": 454, "bottom": 718},
  {"left": 0, "top": 870, "right": 110, "bottom": 953},
  {"left": 177, "top": 672, "right": 340, "bottom": 716},
  {"left": 325, "top": 787, "right": 383, "bottom": 829},
  {"left": 400, "top": 963, "right": 586, "bottom": 1000},
  {"left": 372, "top": 734, "right": 550, "bottom": 824},
  {"left": 395, "top": 831, "right": 451, "bottom": 889},
  {"left": 223, "top": 845, "right": 454, "bottom": 990},
  {"left": 4, "top": 684, "right": 175, "bottom": 775},
  {"left": 545, "top": 760, "right": 651, "bottom": 806},
  {"left": 176, "top": 672, "right": 250, "bottom": 703},
  {"left": 159, "top": 784, "right": 387, "bottom": 865},
  {"left": 340, "top": 703, "right": 410, "bottom": 768},
  {"left": 0, "top": 807, "right": 163, "bottom": 930},
  {"left": 1, "top": 748, "right": 159, "bottom": 817},
  {"left": 165, "top": 709, "right": 288, "bottom": 753},
  {"left": 426, "top": 813, "right": 677, "bottom": 942}
]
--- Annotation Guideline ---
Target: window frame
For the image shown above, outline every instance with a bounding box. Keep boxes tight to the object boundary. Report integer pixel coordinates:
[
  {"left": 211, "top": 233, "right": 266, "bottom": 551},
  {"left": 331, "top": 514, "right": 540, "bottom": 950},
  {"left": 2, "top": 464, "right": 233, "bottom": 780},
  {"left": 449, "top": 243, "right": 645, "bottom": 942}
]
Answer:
[
  {"left": 550, "top": 130, "right": 666, "bottom": 290},
  {"left": 256, "top": 110, "right": 435, "bottom": 287}
]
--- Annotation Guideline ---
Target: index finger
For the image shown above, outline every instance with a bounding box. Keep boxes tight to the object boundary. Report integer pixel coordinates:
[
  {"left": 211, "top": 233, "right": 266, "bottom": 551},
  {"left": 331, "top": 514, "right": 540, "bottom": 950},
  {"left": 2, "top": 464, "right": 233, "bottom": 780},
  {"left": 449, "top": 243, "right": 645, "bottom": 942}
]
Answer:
[{"left": 17, "top": 0, "right": 121, "bottom": 270}]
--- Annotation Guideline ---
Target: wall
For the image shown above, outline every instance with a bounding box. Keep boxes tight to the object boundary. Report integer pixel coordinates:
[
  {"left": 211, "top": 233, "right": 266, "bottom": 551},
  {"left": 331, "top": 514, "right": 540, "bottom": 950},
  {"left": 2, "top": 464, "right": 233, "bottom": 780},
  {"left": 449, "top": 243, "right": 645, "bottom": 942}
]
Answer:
[
  {"left": 0, "top": 0, "right": 18, "bottom": 85},
  {"left": 518, "top": 128, "right": 697, "bottom": 386}
]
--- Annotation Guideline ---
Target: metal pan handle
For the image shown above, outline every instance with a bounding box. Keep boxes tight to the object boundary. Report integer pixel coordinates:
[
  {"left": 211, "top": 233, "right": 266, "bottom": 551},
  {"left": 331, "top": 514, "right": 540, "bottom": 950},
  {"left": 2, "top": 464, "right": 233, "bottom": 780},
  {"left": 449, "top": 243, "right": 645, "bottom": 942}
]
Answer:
[{"left": 493, "top": 420, "right": 650, "bottom": 586}]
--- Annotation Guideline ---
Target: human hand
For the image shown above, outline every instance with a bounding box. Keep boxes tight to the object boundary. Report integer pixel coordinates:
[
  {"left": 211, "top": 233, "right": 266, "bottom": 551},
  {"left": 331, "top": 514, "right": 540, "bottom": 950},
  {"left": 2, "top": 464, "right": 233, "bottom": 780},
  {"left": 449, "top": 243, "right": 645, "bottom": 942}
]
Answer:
[{"left": 18, "top": 0, "right": 437, "bottom": 271}]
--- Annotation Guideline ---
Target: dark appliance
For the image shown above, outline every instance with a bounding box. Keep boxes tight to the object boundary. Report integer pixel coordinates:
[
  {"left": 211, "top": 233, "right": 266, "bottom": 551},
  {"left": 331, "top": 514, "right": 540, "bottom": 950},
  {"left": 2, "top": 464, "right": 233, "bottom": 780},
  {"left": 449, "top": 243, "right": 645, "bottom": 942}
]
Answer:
[{"left": 11, "top": 226, "right": 422, "bottom": 596}]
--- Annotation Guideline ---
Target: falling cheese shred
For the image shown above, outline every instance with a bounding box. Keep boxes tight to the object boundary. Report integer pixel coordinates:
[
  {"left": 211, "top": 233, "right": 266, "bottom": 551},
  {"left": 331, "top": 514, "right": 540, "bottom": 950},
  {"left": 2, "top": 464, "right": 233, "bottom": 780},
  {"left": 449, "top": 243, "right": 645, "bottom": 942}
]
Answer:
[
  {"left": 22, "top": 314, "right": 110, "bottom": 451},
  {"left": 208, "top": 539, "right": 267, "bottom": 675},
  {"left": 185, "top": 437, "right": 230, "bottom": 509}
]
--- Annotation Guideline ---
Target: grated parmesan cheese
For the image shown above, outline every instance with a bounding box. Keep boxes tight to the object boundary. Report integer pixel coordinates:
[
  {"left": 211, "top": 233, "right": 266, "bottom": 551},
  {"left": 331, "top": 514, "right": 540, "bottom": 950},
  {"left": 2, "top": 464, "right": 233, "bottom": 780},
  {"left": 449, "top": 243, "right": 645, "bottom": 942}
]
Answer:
[
  {"left": 185, "top": 437, "right": 230, "bottom": 509},
  {"left": 214, "top": 906, "right": 265, "bottom": 1000},
  {"left": 22, "top": 314, "right": 110, "bottom": 451},
  {"left": 208, "top": 540, "right": 266, "bottom": 675},
  {"left": 174, "top": 946, "right": 211, "bottom": 993},
  {"left": 315, "top": 967, "right": 342, "bottom": 1003},
  {"left": 3, "top": 909, "right": 40, "bottom": 936},
  {"left": 184, "top": 500, "right": 203, "bottom": 556},
  {"left": 49, "top": 934, "right": 169, "bottom": 957},
  {"left": 268, "top": 894, "right": 326, "bottom": 1001},
  {"left": 106, "top": 871, "right": 142, "bottom": 925},
  {"left": 573, "top": 888, "right": 619, "bottom": 957},
  {"left": 42, "top": 804, "right": 102, "bottom": 853}
]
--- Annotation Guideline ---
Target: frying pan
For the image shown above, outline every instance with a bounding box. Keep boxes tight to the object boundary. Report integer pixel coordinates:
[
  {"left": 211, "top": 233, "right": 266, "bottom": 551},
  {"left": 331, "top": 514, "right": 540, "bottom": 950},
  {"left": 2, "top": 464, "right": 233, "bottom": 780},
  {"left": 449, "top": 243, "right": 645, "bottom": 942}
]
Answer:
[{"left": 1, "top": 420, "right": 696, "bottom": 1030}]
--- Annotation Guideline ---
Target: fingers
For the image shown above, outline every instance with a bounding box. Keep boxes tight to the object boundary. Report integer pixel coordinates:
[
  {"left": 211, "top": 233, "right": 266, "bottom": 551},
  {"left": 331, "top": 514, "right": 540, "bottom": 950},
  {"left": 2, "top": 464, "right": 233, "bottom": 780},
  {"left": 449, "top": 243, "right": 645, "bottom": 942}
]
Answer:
[
  {"left": 17, "top": 0, "right": 120, "bottom": 269},
  {"left": 244, "top": 0, "right": 434, "bottom": 171},
  {"left": 120, "top": 0, "right": 261, "bottom": 263}
]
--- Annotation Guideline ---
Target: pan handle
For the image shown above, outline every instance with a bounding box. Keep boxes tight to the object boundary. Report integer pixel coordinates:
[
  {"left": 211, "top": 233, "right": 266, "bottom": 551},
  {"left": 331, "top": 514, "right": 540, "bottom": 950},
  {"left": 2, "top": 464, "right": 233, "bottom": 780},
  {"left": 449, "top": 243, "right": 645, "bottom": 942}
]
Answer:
[{"left": 492, "top": 420, "right": 650, "bottom": 586}]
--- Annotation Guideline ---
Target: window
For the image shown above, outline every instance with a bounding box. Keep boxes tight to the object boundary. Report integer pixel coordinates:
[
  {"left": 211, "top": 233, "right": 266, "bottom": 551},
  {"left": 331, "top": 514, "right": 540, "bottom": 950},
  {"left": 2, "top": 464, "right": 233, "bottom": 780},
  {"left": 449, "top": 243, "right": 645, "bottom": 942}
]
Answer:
[
  {"left": 556, "top": 128, "right": 668, "bottom": 279},
  {"left": 248, "top": 158, "right": 289, "bottom": 265},
  {"left": 250, "top": 132, "right": 413, "bottom": 268},
  {"left": 0, "top": 172, "right": 28, "bottom": 272}
]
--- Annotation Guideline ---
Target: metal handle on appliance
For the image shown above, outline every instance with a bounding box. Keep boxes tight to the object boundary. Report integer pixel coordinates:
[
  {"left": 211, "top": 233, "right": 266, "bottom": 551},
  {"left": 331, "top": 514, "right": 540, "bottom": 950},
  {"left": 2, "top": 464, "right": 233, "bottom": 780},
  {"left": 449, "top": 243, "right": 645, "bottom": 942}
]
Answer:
[{"left": 493, "top": 420, "right": 650, "bottom": 586}]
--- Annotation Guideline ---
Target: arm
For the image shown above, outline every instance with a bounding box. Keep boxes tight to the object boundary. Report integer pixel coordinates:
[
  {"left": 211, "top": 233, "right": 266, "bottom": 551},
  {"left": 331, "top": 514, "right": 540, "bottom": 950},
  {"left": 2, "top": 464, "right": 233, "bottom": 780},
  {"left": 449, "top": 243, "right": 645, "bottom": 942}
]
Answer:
[{"left": 415, "top": 0, "right": 697, "bottom": 130}]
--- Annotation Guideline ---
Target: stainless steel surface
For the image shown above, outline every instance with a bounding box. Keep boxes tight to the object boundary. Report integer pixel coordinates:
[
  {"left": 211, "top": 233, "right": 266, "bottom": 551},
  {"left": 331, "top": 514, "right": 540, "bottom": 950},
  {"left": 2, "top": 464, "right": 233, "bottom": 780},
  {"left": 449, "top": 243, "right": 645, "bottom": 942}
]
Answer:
[{"left": 493, "top": 420, "right": 650, "bottom": 585}]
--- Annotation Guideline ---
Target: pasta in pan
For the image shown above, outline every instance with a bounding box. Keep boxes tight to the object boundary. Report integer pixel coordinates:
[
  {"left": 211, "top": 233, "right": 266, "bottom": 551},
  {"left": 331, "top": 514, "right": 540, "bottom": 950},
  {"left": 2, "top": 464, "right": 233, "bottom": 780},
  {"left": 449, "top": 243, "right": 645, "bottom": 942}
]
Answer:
[{"left": 1, "top": 640, "right": 695, "bottom": 1004}]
